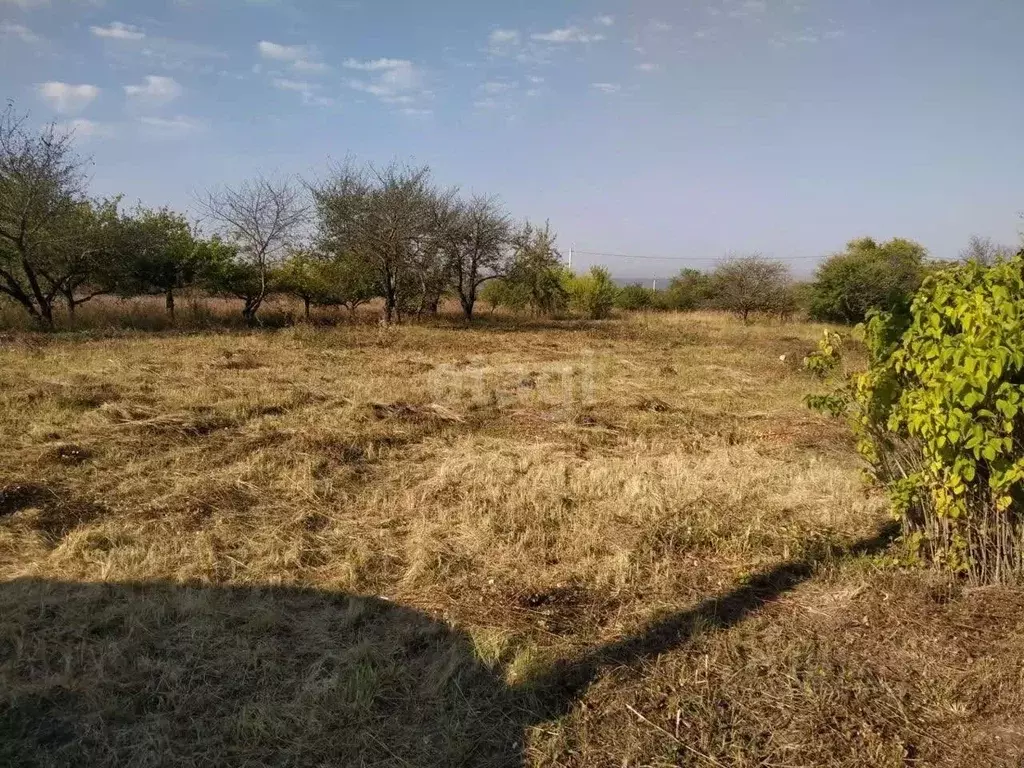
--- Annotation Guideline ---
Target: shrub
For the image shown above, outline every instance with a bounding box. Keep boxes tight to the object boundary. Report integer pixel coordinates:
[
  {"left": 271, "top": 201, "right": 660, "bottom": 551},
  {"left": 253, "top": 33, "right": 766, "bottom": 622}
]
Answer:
[
  {"left": 567, "top": 267, "right": 618, "bottom": 319},
  {"left": 479, "top": 278, "right": 530, "bottom": 314},
  {"left": 809, "top": 254, "right": 1024, "bottom": 584},
  {"left": 615, "top": 284, "right": 654, "bottom": 311},
  {"left": 808, "top": 237, "right": 926, "bottom": 325},
  {"left": 661, "top": 268, "right": 714, "bottom": 311},
  {"left": 711, "top": 255, "right": 792, "bottom": 322}
]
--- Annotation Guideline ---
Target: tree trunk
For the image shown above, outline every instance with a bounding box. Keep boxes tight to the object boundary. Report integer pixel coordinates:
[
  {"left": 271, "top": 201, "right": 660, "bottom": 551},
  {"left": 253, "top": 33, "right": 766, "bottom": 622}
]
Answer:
[
  {"left": 303, "top": 296, "right": 311, "bottom": 321},
  {"left": 165, "top": 289, "right": 175, "bottom": 319},
  {"left": 243, "top": 297, "right": 261, "bottom": 325},
  {"left": 37, "top": 299, "right": 54, "bottom": 330}
]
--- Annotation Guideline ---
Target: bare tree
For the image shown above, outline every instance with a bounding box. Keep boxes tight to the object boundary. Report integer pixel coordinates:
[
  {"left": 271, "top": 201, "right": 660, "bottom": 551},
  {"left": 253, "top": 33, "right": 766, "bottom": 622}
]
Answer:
[
  {"left": 198, "top": 175, "right": 307, "bottom": 322},
  {"left": 711, "top": 254, "right": 792, "bottom": 323},
  {"left": 311, "top": 161, "right": 437, "bottom": 324},
  {"left": 0, "top": 106, "right": 91, "bottom": 327},
  {"left": 440, "top": 194, "right": 513, "bottom": 321},
  {"left": 960, "top": 235, "right": 1015, "bottom": 267}
]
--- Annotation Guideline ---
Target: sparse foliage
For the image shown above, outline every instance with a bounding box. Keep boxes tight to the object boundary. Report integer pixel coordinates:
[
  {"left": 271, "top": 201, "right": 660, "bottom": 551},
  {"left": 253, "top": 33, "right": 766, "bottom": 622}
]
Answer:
[
  {"left": 0, "top": 106, "right": 91, "bottom": 327},
  {"left": 439, "top": 194, "right": 513, "bottom": 320},
  {"left": 198, "top": 175, "right": 307, "bottom": 323},
  {"left": 312, "top": 162, "right": 438, "bottom": 324},
  {"left": 959, "top": 234, "right": 1015, "bottom": 266},
  {"left": 507, "top": 221, "right": 567, "bottom": 316},
  {"left": 711, "top": 255, "right": 792, "bottom": 322}
]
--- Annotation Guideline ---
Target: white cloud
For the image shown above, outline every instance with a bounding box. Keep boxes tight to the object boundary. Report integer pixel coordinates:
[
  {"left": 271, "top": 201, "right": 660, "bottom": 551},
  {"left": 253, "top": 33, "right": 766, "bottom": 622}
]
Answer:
[
  {"left": 95, "top": 28, "right": 225, "bottom": 72},
  {"left": 1, "top": 22, "right": 40, "bottom": 43},
  {"left": 650, "top": 20, "right": 673, "bottom": 31},
  {"left": 138, "top": 115, "right": 205, "bottom": 139},
  {"left": 124, "top": 75, "right": 182, "bottom": 106},
  {"left": 257, "top": 41, "right": 327, "bottom": 74},
  {"left": 272, "top": 77, "right": 313, "bottom": 93},
  {"left": 91, "top": 21, "right": 144, "bottom": 40},
  {"left": 1, "top": 0, "right": 49, "bottom": 7},
  {"left": 636, "top": 62, "right": 658, "bottom": 72},
  {"left": 293, "top": 58, "right": 329, "bottom": 73},
  {"left": 527, "top": 75, "right": 544, "bottom": 84},
  {"left": 37, "top": 82, "right": 100, "bottom": 114},
  {"left": 271, "top": 77, "right": 334, "bottom": 106},
  {"left": 342, "top": 57, "right": 411, "bottom": 71},
  {"left": 344, "top": 58, "right": 427, "bottom": 106},
  {"left": 591, "top": 82, "right": 620, "bottom": 93},
  {"left": 594, "top": 15, "right": 615, "bottom": 27},
  {"left": 532, "top": 27, "right": 605, "bottom": 44},
  {"left": 257, "top": 40, "right": 309, "bottom": 61},
  {"left": 399, "top": 107, "right": 432, "bottom": 117},
  {"left": 55, "top": 118, "right": 115, "bottom": 140},
  {"left": 487, "top": 28, "right": 520, "bottom": 52}
]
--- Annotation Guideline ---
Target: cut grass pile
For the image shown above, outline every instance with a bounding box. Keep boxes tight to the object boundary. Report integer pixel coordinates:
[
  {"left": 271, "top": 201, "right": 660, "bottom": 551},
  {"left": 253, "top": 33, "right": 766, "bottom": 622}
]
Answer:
[{"left": 1, "top": 311, "right": 1022, "bottom": 766}]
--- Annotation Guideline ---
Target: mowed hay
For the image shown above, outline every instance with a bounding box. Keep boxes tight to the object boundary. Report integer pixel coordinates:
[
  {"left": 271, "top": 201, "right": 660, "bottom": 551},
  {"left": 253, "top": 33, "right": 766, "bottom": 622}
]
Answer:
[{"left": 1, "top": 312, "right": 1023, "bottom": 767}]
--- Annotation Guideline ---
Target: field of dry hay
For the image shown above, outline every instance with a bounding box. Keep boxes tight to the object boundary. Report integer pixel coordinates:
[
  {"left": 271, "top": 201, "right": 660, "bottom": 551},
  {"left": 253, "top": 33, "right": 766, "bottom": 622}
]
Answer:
[{"left": 2, "top": 311, "right": 1023, "bottom": 767}]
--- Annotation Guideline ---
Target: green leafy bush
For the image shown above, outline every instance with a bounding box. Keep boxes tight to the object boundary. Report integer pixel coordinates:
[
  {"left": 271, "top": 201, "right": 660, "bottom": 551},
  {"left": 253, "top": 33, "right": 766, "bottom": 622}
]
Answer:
[
  {"left": 660, "top": 268, "right": 714, "bottom": 311},
  {"left": 479, "top": 278, "right": 530, "bottom": 314},
  {"left": 809, "top": 254, "right": 1024, "bottom": 583},
  {"left": 615, "top": 284, "right": 655, "bottom": 311},
  {"left": 567, "top": 267, "right": 618, "bottom": 319},
  {"left": 808, "top": 237, "right": 926, "bottom": 324}
]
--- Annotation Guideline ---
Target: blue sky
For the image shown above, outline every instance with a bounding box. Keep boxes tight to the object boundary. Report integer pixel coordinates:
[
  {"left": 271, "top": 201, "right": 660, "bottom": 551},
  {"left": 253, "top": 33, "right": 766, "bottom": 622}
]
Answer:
[{"left": 2, "top": 0, "right": 1022, "bottom": 277}]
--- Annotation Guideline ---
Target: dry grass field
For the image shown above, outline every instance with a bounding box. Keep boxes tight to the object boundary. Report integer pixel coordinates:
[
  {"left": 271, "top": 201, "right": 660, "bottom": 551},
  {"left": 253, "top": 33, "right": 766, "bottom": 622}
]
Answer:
[{"left": 2, "top": 308, "right": 1023, "bottom": 767}]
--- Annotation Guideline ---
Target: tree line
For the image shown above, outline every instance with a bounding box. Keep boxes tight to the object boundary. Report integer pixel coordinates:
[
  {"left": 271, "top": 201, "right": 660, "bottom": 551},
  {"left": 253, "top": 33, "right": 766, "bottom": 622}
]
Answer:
[
  {"left": 600, "top": 234, "right": 1021, "bottom": 325},
  {"left": 0, "top": 106, "right": 569, "bottom": 328},
  {"left": 2, "top": 105, "right": 1018, "bottom": 329}
]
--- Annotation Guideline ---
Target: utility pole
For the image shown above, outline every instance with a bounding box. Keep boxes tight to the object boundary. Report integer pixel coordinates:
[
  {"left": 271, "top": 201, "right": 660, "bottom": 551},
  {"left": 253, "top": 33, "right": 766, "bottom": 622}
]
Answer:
[
  {"left": 652, "top": 278, "right": 657, "bottom": 291},
  {"left": 568, "top": 243, "right": 574, "bottom": 271}
]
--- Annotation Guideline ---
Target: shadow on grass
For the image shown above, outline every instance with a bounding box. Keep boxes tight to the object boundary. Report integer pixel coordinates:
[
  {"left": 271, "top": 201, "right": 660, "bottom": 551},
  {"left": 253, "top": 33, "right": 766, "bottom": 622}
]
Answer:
[{"left": 0, "top": 523, "right": 897, "bottom": 767}]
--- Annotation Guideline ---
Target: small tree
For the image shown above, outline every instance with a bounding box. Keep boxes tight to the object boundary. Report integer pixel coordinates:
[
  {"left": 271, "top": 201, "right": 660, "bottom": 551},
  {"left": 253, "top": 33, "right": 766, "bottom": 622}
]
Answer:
[
  {"left": 196, "top": 237, "right": 263, "bottom": 316},
  {"left": 275, "top": 250, "right": 378, "bottom": 321},
  {"left": 440, "top": 194, "right": 513, "bottom": 321},
  {"left": 567, "top": 266, "right": 618, "bottom": 319},
  {"left": 960, "top": 235, "right": 1015, "bottom": 267},
  {"left": 479, "top": 277, "right": 530, "bottom": 315},
  {"left": 275, "top": 251, "right": 335, "bottom": 320},
  {"left": 117, "top": 205, "right": 204, "bottom": 318},
  {"left": 808, "top": 237, "right": 926, "bottom": 324},
  {"left": 711, "top": 255, "right": 792, "bottom": 323},
  {"left": 507, "top": 221, "right": 567, "bottom": 316},
  {"left": 0, "top": 106, "right": 90, "bottom": 327},
  {"left": 662, "top": 268, "right": 714, "bottom": 311},
  {"left": 615, "top": 284, "right": 654, "bottom": 311},
  {"left": 312, "top": 162, "right": 437, "bottom": 324},
  {"left": 198, "top": 175, "right": 307, "bottom": 323}
]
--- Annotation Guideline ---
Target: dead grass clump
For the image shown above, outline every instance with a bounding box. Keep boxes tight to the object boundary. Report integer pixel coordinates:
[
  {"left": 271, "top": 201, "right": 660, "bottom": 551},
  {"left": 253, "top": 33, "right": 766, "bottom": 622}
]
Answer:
[
  {"left": 636, "top": 395, "right": 672, "bottom": 413},
  {"left": 369, "top": 401, "right": 465, "bottom": 423},
  {"left": 0, "top": 483, "right": 107, "bottom": 544}
]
